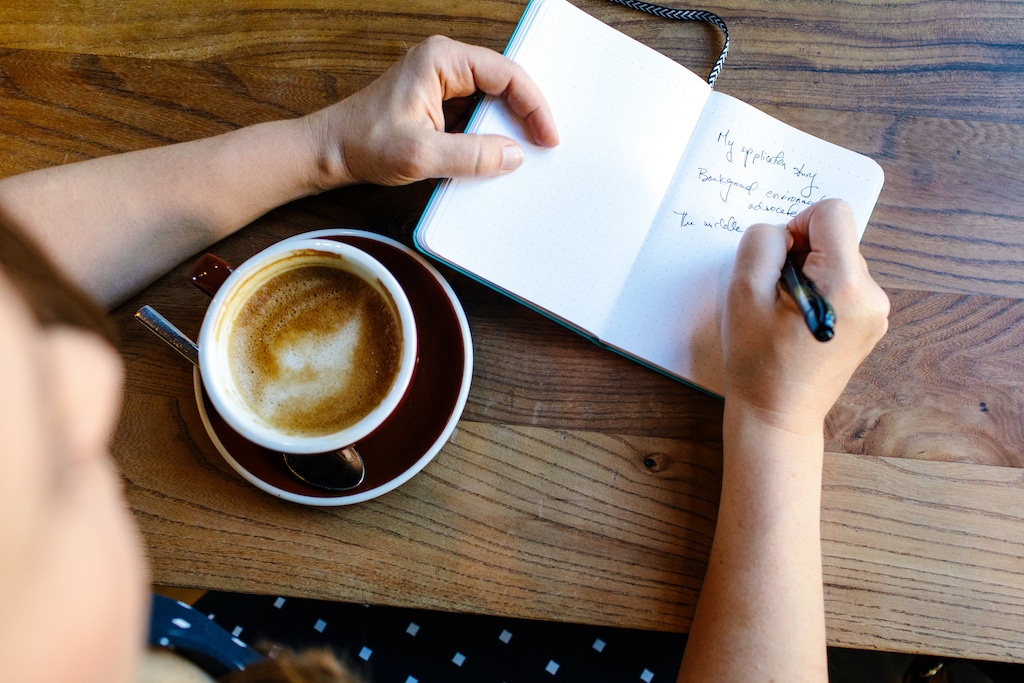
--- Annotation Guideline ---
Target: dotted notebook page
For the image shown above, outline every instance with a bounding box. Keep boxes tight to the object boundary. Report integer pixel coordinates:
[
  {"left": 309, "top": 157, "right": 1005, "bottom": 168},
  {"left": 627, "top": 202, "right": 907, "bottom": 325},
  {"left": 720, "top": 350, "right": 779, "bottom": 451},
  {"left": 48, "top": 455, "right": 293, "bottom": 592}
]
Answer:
[
  {"left": 416, "top": 0, "right": 710, "bottom": 334},
  {"left": 601, "top": 93, "right": 884, "bottom": 394}
]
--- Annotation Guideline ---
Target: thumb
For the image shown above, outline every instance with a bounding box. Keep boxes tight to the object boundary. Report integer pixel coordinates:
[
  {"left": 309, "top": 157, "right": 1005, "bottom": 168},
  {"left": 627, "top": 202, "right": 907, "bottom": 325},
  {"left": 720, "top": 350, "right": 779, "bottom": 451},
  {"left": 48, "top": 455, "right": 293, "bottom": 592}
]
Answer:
[{"left": 421, "top": 131, "right": 526, "bottom": 178}]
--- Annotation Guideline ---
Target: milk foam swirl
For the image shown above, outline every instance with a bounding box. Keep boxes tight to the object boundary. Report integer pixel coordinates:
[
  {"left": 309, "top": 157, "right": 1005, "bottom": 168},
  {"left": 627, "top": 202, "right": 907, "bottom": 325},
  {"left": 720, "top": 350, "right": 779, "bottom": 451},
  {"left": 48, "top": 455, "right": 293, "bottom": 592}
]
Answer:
[{"left": 227, "top": 263, "right": 403, "bottom": 437}]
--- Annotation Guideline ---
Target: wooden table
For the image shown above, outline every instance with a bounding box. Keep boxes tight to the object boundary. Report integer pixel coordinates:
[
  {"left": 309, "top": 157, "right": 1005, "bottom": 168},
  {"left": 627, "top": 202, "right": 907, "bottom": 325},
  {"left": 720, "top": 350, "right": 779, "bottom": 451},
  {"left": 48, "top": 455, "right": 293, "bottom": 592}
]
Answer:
[{"left": 2, "top": 0, "right": 1023, "bottom": 663}]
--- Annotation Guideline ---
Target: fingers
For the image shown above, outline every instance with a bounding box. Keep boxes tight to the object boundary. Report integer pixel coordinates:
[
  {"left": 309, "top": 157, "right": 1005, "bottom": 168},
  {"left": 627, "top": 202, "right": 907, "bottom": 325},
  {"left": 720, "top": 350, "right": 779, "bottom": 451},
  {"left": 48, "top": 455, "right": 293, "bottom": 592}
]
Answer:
[
  {"left": 785, "top": 199, "right": 890, "bottom": 348},
  {"left": 726, "top": 224, "right": 789, "bottom": 328},
  {"left": 470, "top": 53, "right": 560, "bottom": 147},
  {"left": 731, "top": 223, "right": 791, "bottom": 296},
  {"left": 503, "top": 80, "right": 561, "bottom": 148},
  {"left": 333, "top": 36, "right": 560, "bottom": 186},
  {"left": 381, "top": 36, "right": 558, "bottom": 180},
  {"left": 440, "top": 37, "right": 561, "bottom": 147},
  {"left": 731, "top": 201, "right": 889, "bottom": 351},
  {"left": 414, "top": 36, "right": 560, "bottom": 148},
  {"left": 787, "top": 199, "right": 857, "bottom": 248},
  {"left": 786, "top": 199, "right": 861, "bottom": 275}
]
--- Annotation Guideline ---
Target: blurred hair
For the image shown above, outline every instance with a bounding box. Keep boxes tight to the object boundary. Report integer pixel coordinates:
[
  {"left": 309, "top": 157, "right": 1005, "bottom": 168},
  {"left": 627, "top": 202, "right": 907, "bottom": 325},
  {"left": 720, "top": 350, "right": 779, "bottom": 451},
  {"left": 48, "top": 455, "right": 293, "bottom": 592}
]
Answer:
[
  {"left": 219, "top": 647, "right": 364, "bottom": 683},
  {"left": 0, "top": 217, "right": 115, "bottom": 344}
]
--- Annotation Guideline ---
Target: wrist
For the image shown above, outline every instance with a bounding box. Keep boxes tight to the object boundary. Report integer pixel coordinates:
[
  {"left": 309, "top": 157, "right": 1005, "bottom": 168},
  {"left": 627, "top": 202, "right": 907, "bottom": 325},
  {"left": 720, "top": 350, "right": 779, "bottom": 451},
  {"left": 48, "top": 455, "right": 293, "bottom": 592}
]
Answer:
[
  {"left": 301, "top": 105, "right": 357, "bottom": 191},
  {"left": 723, "top": 396, "right": 825, "bottom": 461},
  {"left": 722, "top": 387, "right": 829, "bottom": 440},
  {"left": 720, "top": 399, "right": 825, "bottom": 529}
]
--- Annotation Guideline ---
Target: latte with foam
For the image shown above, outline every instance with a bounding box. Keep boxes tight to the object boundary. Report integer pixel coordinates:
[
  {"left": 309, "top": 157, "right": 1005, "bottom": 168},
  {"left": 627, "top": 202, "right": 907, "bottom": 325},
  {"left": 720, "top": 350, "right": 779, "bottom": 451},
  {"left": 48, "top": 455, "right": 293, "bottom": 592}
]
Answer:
[{"left": 227, "top": 259, "right": 403, "bottom": 438}]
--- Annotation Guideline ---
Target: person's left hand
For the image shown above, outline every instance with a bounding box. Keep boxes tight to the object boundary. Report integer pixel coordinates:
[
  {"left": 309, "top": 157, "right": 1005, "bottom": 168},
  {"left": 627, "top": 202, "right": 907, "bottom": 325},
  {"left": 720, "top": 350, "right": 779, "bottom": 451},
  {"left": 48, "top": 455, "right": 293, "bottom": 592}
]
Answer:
[{"left": 305, "top": 35, "right": 560, "bottom": 188}]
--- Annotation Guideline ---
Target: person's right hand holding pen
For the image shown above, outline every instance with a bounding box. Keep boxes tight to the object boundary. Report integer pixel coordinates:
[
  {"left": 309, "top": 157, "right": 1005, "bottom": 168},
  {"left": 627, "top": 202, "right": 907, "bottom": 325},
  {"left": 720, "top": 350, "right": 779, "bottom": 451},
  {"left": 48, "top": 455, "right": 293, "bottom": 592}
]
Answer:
[
  {"left": 723, "top": 198, "right": 890, "bottom": 434},
  {"left": 677, "top": 199, "right": 890, "bottom": 683}
]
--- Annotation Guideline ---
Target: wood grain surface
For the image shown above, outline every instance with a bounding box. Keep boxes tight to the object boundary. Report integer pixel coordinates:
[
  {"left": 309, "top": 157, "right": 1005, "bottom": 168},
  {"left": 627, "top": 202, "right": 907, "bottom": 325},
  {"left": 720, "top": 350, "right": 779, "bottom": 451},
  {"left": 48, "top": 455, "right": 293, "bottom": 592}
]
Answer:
[{"left": 2, "top": 0, "right": 1023, "bottom": 663}]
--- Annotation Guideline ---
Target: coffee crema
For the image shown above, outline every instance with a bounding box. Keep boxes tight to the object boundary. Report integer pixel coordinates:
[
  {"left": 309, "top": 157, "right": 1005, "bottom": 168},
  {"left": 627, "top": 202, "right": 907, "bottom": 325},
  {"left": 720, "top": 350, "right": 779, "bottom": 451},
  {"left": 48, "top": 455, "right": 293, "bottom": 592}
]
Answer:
[{"left": 227, "top": 260, "right": 403, "bottom": 438}]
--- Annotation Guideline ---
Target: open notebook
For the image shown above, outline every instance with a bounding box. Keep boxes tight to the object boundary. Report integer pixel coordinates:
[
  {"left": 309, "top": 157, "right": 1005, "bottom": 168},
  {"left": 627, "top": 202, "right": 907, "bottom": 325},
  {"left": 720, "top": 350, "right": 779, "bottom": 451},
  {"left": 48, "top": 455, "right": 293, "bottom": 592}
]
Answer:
[{"left": 415, "top": 0, "right": 884, "bottom": 396}]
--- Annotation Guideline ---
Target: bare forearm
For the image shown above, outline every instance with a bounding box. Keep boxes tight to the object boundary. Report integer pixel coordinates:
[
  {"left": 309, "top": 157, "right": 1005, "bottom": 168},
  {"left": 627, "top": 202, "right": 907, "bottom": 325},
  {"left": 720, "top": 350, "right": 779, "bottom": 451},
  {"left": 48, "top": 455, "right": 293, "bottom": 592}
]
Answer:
[
  {"left": 0, "top": 38, "right": 559, "bottom": 310},
  {"left": 678, "top": 202, "right": 889, "bottom": 681},
  {"left": 0, "top": 116, "right": 324, "bottom": 309},
  {"left": 678, "top": 400, "right": 828, "bottom": 683}
]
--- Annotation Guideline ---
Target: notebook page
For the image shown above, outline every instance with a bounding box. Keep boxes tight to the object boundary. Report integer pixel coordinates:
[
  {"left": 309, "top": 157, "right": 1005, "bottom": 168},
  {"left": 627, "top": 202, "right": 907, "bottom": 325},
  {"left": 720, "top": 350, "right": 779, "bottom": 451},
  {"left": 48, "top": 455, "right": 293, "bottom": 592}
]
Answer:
[
  {"left": 601, "top": 93, "right": 884, "bottom": 394},
  {"left": 416, "top": 0, "right": 710, "bottom": 334}
]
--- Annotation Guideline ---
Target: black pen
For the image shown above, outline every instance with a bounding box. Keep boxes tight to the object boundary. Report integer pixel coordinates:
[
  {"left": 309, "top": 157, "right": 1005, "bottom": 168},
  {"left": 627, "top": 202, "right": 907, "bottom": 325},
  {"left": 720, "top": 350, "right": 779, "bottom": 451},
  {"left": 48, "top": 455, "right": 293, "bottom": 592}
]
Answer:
[{"left": 780, "top": 255, "right": 836, "bottom": 342}]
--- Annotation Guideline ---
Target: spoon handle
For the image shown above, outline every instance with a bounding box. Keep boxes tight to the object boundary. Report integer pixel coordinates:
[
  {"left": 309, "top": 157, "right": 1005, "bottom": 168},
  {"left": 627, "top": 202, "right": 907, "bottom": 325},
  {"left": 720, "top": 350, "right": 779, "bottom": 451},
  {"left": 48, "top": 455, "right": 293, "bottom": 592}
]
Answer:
[{"left": 135, "top": 305, "right": 200, "bottom": 368}]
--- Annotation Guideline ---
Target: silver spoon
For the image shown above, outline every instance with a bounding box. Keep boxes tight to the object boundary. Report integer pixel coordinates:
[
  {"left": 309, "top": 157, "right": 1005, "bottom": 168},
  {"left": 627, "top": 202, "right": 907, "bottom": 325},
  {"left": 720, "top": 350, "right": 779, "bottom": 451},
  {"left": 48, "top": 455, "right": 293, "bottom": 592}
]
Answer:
[{"left": 134, "top": 305, "right": 366, "bottom": 492}]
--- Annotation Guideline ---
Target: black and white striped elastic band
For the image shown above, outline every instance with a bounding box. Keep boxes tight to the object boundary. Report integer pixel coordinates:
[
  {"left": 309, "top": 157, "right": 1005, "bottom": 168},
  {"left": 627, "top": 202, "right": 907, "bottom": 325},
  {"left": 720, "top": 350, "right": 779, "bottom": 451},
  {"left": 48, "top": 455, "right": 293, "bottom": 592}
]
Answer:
[{"left": 606, "top": 0, "right": 730, "bottom": 89}]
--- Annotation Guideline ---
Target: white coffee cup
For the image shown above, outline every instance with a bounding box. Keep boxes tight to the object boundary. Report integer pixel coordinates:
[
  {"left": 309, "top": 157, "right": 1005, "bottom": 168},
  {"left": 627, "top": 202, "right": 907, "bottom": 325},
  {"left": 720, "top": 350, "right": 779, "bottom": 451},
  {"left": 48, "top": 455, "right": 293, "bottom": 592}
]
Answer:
[{"left": 198, "top": 238, "right": 417, "bottom": 454}]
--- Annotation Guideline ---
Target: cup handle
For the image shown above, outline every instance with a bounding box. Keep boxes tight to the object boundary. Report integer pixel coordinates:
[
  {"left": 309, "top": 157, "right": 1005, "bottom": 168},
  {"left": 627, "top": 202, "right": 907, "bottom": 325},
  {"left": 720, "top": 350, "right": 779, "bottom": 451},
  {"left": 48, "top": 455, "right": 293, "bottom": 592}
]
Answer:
[{"left": 189, "top": 253, "right": 234, "bottom": 298}]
